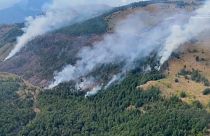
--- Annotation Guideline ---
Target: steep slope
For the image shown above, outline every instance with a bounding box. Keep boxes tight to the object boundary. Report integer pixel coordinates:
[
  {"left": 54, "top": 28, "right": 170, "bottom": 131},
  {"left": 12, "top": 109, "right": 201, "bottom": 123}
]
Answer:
[{"left": 0, "top": 1, "right": 198, "bottom": 87}]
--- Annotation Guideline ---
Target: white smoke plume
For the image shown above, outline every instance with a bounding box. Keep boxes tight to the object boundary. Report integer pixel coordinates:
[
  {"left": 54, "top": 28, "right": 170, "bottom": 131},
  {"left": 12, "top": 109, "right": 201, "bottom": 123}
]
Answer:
[
  {"left": 49, "top": 11, "right": 178, "bottom": 89},
  {"left": 5, "top": 0, "right": 143, "bottom": 60},
  {"left": 159, "top": 0, "right": 210, "bottom": 65},
  {"left": 104, "top": 74, "right": 123, "bottom": 89},
  {"left": 85, "top": 86, "right": 102, "bottom": 97}
]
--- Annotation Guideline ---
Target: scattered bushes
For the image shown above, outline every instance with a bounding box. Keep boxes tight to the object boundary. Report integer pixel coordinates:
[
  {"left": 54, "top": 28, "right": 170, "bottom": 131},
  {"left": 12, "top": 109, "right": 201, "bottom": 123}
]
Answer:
[
  {"left": 203, "top": 88, "right": 210, "bottom": 95},
  {"left": 192, "top": 101, "right": 203, "bottom": 109},
  {"left": 180, "top": 91, "right": 187, "bottom": 98},
  {"left": 196, "top": 56, "right": 200, "bottom": 62},
  {"left": 179, "top": 68, "right": 210, "bottom": 86},
  {"left": 191, "top": 70, "right": 210, "bottom": 86},
  {"left": 195, "top": 56, "right": 206, "bottom": 62},
  {"left": 179, "top": 68, "right": 191, "bottom": 76},
  {"left": 175, "top": 78, "right": 179, "bottom": 83}
]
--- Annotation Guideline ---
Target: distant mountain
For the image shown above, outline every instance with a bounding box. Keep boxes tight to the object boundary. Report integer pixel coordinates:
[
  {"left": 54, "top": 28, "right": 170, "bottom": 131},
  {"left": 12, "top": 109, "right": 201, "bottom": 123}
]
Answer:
[{"left": 0, "top": 0, "right": 51, "bottom": 24}]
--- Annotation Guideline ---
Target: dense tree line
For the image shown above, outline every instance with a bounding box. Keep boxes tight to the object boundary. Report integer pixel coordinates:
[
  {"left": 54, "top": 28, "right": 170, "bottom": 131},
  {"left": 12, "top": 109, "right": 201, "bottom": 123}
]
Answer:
[
  {"left": 17, "top": 72, "right": 210, "bottom": 136},
  {"left": 0, "top": 71, "right": 209, "bottom": 136}
]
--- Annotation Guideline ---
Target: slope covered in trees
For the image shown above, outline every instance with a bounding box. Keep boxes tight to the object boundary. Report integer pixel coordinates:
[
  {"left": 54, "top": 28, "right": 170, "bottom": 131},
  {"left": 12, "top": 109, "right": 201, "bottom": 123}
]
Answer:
[
  {"left": 0, "top": 69, "right": 209, "bottom": 136},
  {"left": 15, "top": 71, "right": 210, "bottom": 136},
  {"left": 0, "top": 73, "right": 36, "bottom": 136}
]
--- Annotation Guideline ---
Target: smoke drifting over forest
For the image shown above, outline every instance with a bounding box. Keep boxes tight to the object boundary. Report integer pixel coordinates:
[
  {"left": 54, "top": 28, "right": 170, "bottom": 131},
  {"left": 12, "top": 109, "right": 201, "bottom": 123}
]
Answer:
[
  {"left": 50, "top": 0, "right": 210, "bottom": 96},
  {"left": 4, "top": 0, "right": 210, "bottom": 96},
  {"left": 49, "top": 11, "right": 181, "bottom": 93}
]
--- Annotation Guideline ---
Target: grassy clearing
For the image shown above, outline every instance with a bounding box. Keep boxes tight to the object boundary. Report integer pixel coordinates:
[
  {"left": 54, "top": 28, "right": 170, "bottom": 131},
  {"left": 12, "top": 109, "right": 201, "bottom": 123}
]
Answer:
[{"left": 140, "top": 42, "right": 210, "bottom": 107}]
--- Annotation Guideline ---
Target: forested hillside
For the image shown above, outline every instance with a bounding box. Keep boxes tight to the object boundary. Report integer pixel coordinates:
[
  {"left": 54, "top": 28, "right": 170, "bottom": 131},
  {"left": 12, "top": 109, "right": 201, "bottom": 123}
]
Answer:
[
  {"left": 1, "top": 71, "right": 209, "bottom": 136},
  {"left": 0, "top": 73, "right": 37, "bottom": 136}
]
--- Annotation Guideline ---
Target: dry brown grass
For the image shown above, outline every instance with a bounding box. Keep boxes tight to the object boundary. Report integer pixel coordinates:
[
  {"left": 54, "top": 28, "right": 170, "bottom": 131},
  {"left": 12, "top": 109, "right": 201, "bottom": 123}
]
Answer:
[
  {"left": 106, "top": 2, "right": 195, "bottom": 32},
  {"left": 140, "top": 38, "right": 210, "bottom": 107}
]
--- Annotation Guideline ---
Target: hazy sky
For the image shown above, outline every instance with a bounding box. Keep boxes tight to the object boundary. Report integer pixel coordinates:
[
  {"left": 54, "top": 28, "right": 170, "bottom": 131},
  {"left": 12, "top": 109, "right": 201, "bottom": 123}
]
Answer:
[
  {"left": 0, "top": 0, "right": 141, "bottom": 10},
  {"left": 67, "top": 0, "right": 143, "bottom": 6},
  {"left": 0, "top": 0, "right": 22, "bottom": 10},
  {"left": 0, "top": 0, "right": 142, "bottom": 24}
]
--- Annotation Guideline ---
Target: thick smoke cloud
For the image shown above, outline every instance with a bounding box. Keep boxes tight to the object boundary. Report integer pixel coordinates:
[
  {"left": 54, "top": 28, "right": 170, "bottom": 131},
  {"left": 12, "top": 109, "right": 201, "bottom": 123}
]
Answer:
[
  {"left": 6, "top": 0, "right": 210, "bottom": 96},
  {"left": 5, "top": 0, "right": 141, "bottom": 60},
  {"left": 159, "top": 0, "right": 210, "bottom": 65},
  {"left": 50, "top": 1, "right": 210, "bottom": 95},
  {"left": 49, "top": 11, "right": 176, "bottom": 90}
]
